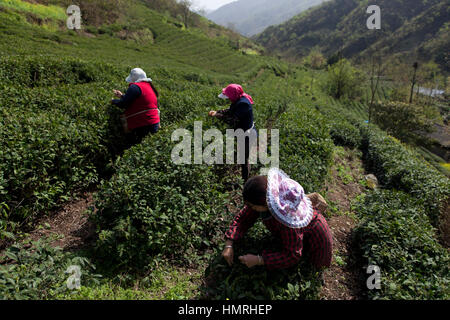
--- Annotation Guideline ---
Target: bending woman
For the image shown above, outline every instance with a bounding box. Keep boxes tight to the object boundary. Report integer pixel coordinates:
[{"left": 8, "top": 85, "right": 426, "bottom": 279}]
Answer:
[
  {"left": 222, "top": 168, "right": 333, "bottom": 271},
  {"left": 112, "top": 68, "right": 160, "bottom": 147}
]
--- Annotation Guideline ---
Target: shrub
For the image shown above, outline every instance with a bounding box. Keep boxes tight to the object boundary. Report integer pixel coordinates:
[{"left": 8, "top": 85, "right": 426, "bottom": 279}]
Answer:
[
  {"left": 328, "top": 118, "right": 362, "bottom": 148},
  {"left": 0, "top": 238, "right": 101, "bottom": 300},
  {"left": 353, "top": 190, "right": 449, "bottom": 300},
  {"left": 91, "top": 122, "right": 231, "bottom": 269},
  {"left": 0, "top": 105, "right": 108, "bottom": 221},
  {"left": 304, "top": 48, "right": 326, "bottom": 70},
  {"left": 275, "top": 106, "right": 334, "bottom": 193},
  {"left": 372, "top": 100, "right": 439, "bottom": 144},
  {"left": 0, "top": 55, "right": 120, "bottom": 87},
  {"left": 359, "top": 124, "right": 450, "bottom": 224}
]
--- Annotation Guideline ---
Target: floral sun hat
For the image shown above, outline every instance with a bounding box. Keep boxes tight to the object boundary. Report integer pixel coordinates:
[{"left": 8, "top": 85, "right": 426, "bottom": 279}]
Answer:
[{"left": 266, "top": 168, "right": 314, "bottom": 229}]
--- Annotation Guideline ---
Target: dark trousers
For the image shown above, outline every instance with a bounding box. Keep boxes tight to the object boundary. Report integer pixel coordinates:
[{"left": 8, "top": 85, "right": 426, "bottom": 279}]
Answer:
[
  {"left": 242, "top": 135, "right": 251, "bottom": 182},
  {"left": 126, "top": 123, "right": 160, "bottom": 148},
  {"left": 241, "top": 129, "right": 257, "bottom": 183}
]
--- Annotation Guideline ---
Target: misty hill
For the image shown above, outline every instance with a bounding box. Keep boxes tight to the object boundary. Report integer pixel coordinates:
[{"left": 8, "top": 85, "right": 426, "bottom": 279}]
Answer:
[
  {"left": 206, "top": 0, "right": 329, "bottom": 37},
  {"left": 256, "top": 0, "right": 450, "bottom": 72}
]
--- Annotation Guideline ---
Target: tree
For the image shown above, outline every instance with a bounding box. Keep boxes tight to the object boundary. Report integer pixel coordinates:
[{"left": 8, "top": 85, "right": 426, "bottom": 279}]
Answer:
[
  {"left": 305, "top": 48, "right": 326, "bottom": 69},
  {"left": 326, "top": 59, "right": 365, "bottom": 100},
  {"left": 367, "top": 56, "right": 385, "bottom": 123},
  {"left": 304, "top": 48, "right": 326, "bottom": 91},
  {"left": 372, "top": 101, "right": 439, "bottom": 144},
  {"left": 409, "top": 62, "right": 419, "bottom": 104},
  {"left": 178, "top": 0, "right": 193, "bottom": 29}
]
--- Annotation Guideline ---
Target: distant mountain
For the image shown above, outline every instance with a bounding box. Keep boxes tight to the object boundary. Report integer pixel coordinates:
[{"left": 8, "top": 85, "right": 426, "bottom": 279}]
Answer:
[
  {"left": 256, "top": 0, "right": 450, "bottom": 72},
  {"left": 206, "top": 0, "right": 329, "bottom": 37}
]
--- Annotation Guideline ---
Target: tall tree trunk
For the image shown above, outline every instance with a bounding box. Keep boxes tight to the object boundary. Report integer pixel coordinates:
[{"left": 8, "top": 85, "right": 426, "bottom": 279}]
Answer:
[{"left": 409, "top": 62, "right": 418, "bottom": 104}]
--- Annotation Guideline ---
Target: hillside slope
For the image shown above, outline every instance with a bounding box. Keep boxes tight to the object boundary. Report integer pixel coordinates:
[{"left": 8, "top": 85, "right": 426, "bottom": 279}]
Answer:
[
  {"left": 207, "top": 0, "right": 329, "bottom": 36},
  {"left": 256, "top": 0, "right": 450, "bottom": 72}
]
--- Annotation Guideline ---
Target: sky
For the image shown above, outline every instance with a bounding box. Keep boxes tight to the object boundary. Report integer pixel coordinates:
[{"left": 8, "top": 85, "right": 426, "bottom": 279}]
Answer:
[{"left": 192, "top": 0, "right": 237, "bottom": 12}]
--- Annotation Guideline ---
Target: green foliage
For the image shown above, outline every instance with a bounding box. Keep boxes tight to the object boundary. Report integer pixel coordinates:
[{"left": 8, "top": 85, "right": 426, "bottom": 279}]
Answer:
[
  {"left": 275, "top": 107, "right": 334, "bottom": 192},
  {"left": 359, "top": 124, "right": 450, "bottom": 224},
  {"left": 329, "top": 120, "right": 362, "bottom": 148},
  {"left": 313, "top": 100, "right": 364, "bottom": 149},
  {"left": 0, "top": 0, "right": 66, "bottom": 20},
  {"left": 91, "top": 122, "right": 231, "bottom": 269},
  {"left": 57, "top": 284, "right": 152, "bottom": 300},
  {"left": 0, "top": 238, "right": 101, "bottom": 300},
  {"left": 57, "top": 262, "right": 200, "bottom": 300},
  {"left": 304, "top": 48, "right": 326, "bottom": 69},
  {"left": 325, "top": 59, "right": 365, "bottom": 100},
  {"left": 2, "top": 0, "right": 447, "bottom": 302},
  {"left": 0, "top": 55, "right": 120, "bottom": 87},
  {"left": 203, "top": 223, "right": 322, "bottom": 300},
  {"left": 372, "top": 100, "right": 439, "bottom": 143},
  {"left": 353, "top": 190, "right": 449, "bottom": 300},
  {"left": 0, "top": 58, "right": 123, "bottom": 222}
]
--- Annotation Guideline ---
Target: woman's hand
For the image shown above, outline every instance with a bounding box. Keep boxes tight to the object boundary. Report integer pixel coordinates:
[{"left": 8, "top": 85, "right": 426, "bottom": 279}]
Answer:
[
  {"left": 222, "top": 240, "right": 234, "bottom": 266},
  {"left": 113, "top": 89, "right": 123, "bottom": 98},
  {"left": 239, "top": 254, "right": 264, "bottom": 268},
  {"left": 209, "top": 110, "right": 217, "bottom": 117}
]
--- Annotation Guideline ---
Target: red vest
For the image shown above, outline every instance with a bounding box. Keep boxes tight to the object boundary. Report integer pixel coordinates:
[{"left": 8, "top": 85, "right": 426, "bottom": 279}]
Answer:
[{"left": 124, "top": 82, "right": 160, "bottom": 131}]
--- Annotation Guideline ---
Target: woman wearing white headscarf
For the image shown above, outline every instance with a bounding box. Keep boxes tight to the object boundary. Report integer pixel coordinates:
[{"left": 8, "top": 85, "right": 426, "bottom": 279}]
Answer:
[{"left": 112, "top": 68, "right": 160, "bottom": 146}]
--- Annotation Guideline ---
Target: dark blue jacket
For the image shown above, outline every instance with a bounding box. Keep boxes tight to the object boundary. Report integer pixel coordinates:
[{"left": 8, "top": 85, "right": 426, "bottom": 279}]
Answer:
[
  {"left": 217, "top": 96, "right": 254, "bottom": 131},
  {"left": 112, "top": 84, "right": 142, "bottom": 108}
]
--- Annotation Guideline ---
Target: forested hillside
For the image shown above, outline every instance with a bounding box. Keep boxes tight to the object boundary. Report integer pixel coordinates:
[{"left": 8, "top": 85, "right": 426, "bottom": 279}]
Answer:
[
  {"left": 257, "top": 0, "right": 450, "bottom": 73},
  {"left": 207, "top": 0, "right": 328, "bottom": 36}
]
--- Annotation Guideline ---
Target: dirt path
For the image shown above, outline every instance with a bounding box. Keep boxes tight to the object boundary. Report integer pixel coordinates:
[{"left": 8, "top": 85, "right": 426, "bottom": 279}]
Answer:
[
  {"left": 27, "top": 191, "right": 97, "bottom": 251},
  {"left": 319, "top": 147, "right": 367, "bottom": 300}
]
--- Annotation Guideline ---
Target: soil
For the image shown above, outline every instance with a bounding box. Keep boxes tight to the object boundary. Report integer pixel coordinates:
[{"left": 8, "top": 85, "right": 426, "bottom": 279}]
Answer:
[
  {"left": 439, "top": 200, "right": 450, "bottom": 248},
  {"left": 27, "top": 192, "right": 97, "bottom": 251},
  {"left": 319, "top": 214, "right": 365, "bottom": 300},
  {"left": 319, "top": 148, "right": 367, "bottom": 300}
]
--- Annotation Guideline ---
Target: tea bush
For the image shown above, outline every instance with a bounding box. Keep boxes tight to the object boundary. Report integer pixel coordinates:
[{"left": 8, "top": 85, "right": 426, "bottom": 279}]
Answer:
[
  {"left": 0, "top": 55, "right": 121, "bottom": 87},
  {"left": 313, "top": 101, "right": 364, "bottom": 149},
  {"left": 275, "top": 106, "right": 334, "bottom": 193},
  {"left": 0, "top": 105, "right": 108, "bottom": 221},
  {"left": 203, "top": 222, "right": 322, "bottom": 300},
  {"left": 329, "top": 120, "right": 362, "bottom": 148},
  {"left": 353, "top": 190, "right": 449, "bottom": 300},
  {"left": 91, "top": 122, "right": 231, "bottom": 269},
  {"left": 0, "top": 238, "right": 101, "bottom": 300},
  {"left": 359, "top": 124, "right": 450, "bottom": 224},
  {"left": 0, "top": 50, "right": 245, "bottom": 233},
  {"left": 0, "top": 56, "right": 128, "bottom": 225}
]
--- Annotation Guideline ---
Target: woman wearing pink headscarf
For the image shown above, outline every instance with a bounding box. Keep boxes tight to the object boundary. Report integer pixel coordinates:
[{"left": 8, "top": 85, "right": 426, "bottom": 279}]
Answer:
[{"left": 209, "top": 84, "right": 256, "bottom": 182}]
